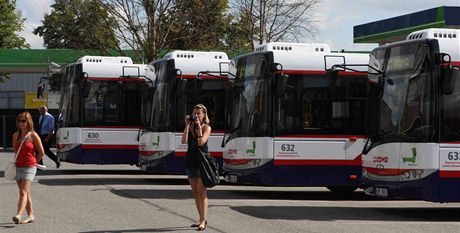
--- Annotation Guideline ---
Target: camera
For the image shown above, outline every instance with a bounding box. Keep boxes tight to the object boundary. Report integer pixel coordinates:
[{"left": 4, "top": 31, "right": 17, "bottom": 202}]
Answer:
[{"left": 189, "top": 114, "right": 197, "bottom": 122}]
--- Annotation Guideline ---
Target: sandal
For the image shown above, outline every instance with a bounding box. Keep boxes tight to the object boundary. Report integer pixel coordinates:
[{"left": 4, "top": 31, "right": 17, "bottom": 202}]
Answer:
[
  {"left": 21, "top": 216, "right": 35, "bottom": 224},
  {"left": 197, "top": 220, "right": 207, "bottom": 231},
  {"left": 12, "top": 215, "right": 21, "bottom": 224},
  {"left": 191, "top": 219, "right": 206, "bottom": 227}
]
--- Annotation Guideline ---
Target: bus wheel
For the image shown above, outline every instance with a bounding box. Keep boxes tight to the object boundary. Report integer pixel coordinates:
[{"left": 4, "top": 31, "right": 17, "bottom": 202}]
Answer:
[{"left": 326, "top": 186, "right": 358, "bottom": 193}]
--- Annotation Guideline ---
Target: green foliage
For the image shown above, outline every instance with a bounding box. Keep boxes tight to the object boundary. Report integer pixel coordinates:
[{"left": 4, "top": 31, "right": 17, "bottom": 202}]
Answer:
[
  {"left": 34, "top": 0, "right": 119, "bottom": 54},
  {"left": 166, "top": 0, "right": 230, "bottom": 50},
  {"left": 0, "top": 0, "right": 29, "bottom": 48},
  {"left": 223, "top": 10, "right": 255, "bottom": 51}
]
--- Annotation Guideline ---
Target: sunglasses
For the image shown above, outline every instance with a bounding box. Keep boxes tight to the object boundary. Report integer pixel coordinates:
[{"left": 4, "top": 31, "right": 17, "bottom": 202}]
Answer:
[{"left": 17, "top": 120, "right": 27, "bottom": 123}]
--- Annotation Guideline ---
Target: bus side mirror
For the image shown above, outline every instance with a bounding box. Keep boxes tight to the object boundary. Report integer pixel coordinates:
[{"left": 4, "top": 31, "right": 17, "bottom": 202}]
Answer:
[
  {"left": 37, "top": 78, "right": 46, "bottom": 99},
  {"left": 271, "top": 63, "right": 282, "bottom": 72},
  {"left": 194, "top": 78, "right": 204, "bottom": 98},
  {"left": 176, "top": 78, "right": 187, "bottom": 97},
  {"left": 83, "top": 79, "right": 92, "bottom": 98},
  {"left": 442, "top": 67, "right": 459, "bottom": 95},
  {"left": 275, "top": 74, "right": 289, "bottom": 97}
]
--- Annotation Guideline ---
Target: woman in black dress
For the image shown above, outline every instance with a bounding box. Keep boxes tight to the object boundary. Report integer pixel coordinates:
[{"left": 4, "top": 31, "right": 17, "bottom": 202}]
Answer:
[{"left": 181, "top": 104, "right": 211, "bottom": 231}]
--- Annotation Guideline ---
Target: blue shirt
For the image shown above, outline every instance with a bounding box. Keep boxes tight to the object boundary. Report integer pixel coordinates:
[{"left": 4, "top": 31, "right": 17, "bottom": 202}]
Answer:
[{"left": 39, "top": 112, "right": 55, "bottom": 135}]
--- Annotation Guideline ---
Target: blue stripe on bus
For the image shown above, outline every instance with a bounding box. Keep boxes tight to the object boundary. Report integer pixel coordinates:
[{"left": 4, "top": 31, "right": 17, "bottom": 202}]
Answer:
[{"left": 58, "top": 145, "right": 139, "bottom": 165}]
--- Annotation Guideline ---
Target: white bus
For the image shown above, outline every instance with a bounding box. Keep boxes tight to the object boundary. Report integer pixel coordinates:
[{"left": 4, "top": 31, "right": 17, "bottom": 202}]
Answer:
[
  {"left": 139, "top": 51, "right": 229, "bottom": 174},
  {"left": 55, "top": 56, "right": 154, "bottom": 165},
  {"left": 222, "top": 42, "right": 371, "bottom": 192},
  {"left": 363, "top": 28, "right": 460, "bottom": 202}
]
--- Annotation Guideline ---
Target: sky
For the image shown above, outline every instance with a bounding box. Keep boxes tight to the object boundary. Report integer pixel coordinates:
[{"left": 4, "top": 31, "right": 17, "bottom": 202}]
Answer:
[{"left": 15, "top": 0, "right": 460, "bottom": 51}]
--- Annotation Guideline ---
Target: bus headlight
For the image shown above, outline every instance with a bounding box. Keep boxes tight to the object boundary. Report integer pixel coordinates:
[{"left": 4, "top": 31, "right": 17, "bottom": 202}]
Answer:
[{"left": 400, "top": 169, "right": 424, "bottom": 181}]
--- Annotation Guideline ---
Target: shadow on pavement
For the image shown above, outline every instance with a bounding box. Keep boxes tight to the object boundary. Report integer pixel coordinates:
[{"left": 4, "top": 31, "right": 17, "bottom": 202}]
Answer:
[
  {"left": 38, "top": 177, "right": 189, "bottom": 186},
  {"left": 80, "top": 226, "right": 193, "bottom": 232},
  {"left": 36, "top": 169, "right": 143, "bottom": 176},
  {"left": 230, "top": 206, "right": 460, "bottom": 222},
  {"left": 0, "top": 222, "right": 16, "bottom": 229},
  {"left": 110, "top": 189, "right": 375, "bottom": 201}
]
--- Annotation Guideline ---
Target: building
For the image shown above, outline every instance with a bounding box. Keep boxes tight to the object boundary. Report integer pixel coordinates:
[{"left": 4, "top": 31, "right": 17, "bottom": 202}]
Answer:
[{"left": 354, "top": 6, "right": 460, "bottom": 45}]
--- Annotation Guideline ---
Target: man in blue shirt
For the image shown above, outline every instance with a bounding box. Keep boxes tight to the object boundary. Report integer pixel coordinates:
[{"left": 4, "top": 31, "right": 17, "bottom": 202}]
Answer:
[{"left": 38, "top": 105, "right": 60, "bottom": 168}]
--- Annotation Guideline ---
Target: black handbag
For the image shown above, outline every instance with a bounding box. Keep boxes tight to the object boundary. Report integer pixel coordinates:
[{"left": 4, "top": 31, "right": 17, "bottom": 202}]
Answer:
[{"left": 198, "top": 149, "right": 220, "bottom": 188}]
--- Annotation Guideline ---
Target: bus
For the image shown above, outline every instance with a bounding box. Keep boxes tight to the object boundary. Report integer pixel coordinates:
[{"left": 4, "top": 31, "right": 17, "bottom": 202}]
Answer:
[
  {"left": 139, "top": 51, "right": 229, "bottom": 174},
  {"left": 55, "top": 56, "right": 154, "bottom": 165},
  {"left": 222, "top": 42, "right": 371, "bottom": 192},
  {"left": 362, "top": 28, "right": 460, "bottom": 202}
]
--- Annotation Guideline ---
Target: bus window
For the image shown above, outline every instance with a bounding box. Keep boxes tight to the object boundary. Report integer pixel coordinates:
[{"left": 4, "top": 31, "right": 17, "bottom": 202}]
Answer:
[
  {"left": 276, "top": 73, "right": 368, "bottom": 136},
  {"left": 441, "top": 67, "right": 460, "bottom": 142}
]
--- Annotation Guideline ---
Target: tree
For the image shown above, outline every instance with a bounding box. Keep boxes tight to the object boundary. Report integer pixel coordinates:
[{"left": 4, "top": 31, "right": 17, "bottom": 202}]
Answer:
[
  {"left": 166, "top": 0, "right": 229, "bottom": 50},
  {"left": 34, "top": 0, "right": 119, "bottom": 54},
  {"left": 232, "top": 0, "right": 320, "bottom": 50},
  {"left": 102, "top": 0, "right": 181, "bottom": 62},
  {"left": 0, "top": 0, "right": 29, "bottom": 48},
  {"left": 223, "top": 9, "right": 254, "bottom": 51}
]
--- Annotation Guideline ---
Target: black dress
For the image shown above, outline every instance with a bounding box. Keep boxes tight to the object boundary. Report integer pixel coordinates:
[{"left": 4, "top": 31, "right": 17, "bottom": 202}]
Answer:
[{"left": 186, "top": 128, "right": 209, "bottom": 169}]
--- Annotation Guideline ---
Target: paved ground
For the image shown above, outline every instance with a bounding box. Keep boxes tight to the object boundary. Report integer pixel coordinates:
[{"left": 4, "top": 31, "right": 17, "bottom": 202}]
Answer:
[{"left": 1, "top": 151, "right": 460, "bottom": 233}]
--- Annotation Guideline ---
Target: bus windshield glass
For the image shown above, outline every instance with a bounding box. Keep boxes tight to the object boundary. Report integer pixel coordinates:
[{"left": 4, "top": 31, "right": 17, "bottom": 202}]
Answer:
[
  {"left": 84, "top": 80, "right": 142, "bottom": 126},
  {"left": 228, "top": 53, "right": 271, "bottom": 138},
  {"left": 373, "top": 41, "right": 435, "bottom": 144}
]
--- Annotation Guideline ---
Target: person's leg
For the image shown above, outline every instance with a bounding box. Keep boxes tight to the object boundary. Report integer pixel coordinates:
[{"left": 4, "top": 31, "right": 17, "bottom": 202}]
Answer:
[
  {"left": 39, "top": 135, "right": 60, "bottom": 168},
  {"left": 13, "top": 180, "right": 32, "bottom": 223},
  {"left": 25, "top": 189, "right": 33, "bottom": 217},
  {"left": 189, "top": 177, "right": 202, "bottom": 224},
  {"left": 196, "top": 178, "right": 208, "bottom": 228}
]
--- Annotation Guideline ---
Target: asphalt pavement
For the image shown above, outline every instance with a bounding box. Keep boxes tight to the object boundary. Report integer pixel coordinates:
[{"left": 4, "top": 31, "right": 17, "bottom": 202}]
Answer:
[{"left": 1, "top": 151, "right": 460, "bottom": 233}]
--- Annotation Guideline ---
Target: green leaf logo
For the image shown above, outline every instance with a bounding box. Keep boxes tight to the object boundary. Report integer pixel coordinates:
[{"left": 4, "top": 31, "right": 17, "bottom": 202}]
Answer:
[{"left": 403, "top": 147, "right": 417, "bottom": 163}]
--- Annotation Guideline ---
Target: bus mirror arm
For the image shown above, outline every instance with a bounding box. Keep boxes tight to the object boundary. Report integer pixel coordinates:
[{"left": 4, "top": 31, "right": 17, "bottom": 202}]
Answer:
[{"left": 327, "top": 64, "right": 383, "bottom": 75}]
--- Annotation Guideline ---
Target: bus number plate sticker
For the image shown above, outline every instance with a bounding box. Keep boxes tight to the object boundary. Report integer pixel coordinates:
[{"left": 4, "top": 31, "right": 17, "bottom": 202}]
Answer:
[{"left": 375, "top": 187, "right": 388, "bottom": 197}]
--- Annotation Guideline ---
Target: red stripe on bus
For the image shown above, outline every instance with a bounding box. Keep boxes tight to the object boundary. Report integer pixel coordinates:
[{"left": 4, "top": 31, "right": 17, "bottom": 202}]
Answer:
[
  {"left": 81, "top": 145, "right": 138, "bottom": 150},
  {"left": 439, "top": 171, "right": 460, "bottom": 178},
  {"left": 363, "top": 167, "right": 412, "bottom": 176},
  {"left": 282, "top": 70, "right": 367, "bottom": 76},
  {"left": 224, "top": 158, "right": 252, "bottom": 165},
  {"left": 139, "top": 150, "right": 159, "bottom": 156},
  {"left": 275, "top": 158, "right": 361, "bottom": 166},
  {"left": 87, "top": 77, "right": 145, "bottom": 81},
  {"left": 175, "top": 151, "right": 223, "bottom": 157},
  {"left": 178, "top": 75, "right": 228, "bottom": 79}
]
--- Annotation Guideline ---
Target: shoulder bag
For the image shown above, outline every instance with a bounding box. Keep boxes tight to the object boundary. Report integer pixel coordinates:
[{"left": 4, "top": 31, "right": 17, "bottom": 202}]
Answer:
[
  {"left": 198, "top": 148, "right": 220, "bottom": 188},
  {"left": 193, "top": 130, "right": 220, "bottom": 188},
  {"left": 3, "top": 132, "right": 31, "bottom": 180}
]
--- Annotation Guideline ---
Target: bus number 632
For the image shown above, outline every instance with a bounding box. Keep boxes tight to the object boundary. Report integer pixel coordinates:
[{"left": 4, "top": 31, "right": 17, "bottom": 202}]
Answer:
[
  {"left": 281, "top": 144, "right": 295, "bottom": 151},
  {"left": 448, "top": 151, "right": 460, "bottom": 161}
]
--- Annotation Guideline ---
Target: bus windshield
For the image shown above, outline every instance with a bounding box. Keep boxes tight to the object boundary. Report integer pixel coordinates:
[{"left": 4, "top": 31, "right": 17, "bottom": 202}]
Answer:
[
  {"left": 372, "top": 41, "right": 436, "bottom": 145},
  {"left": 227, "top": 52, "right": 272, "bottom": 139},
  {"left": 84, "top": 80, "right": 142, "bottom": 126}
]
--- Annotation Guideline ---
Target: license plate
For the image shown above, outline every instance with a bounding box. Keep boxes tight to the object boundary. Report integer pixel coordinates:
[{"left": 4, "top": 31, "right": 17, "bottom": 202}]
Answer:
[{"left": 375, "top": 187, "right": 388, "bottom": 197}]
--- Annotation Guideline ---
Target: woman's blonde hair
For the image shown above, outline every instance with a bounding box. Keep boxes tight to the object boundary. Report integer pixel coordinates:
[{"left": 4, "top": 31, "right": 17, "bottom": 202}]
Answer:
[
  {"left": 194, "top": 104, "right": 210, "bottom": 125},
  {"left": 16, "top": 112, "right": 35, "bottom": 134}
]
